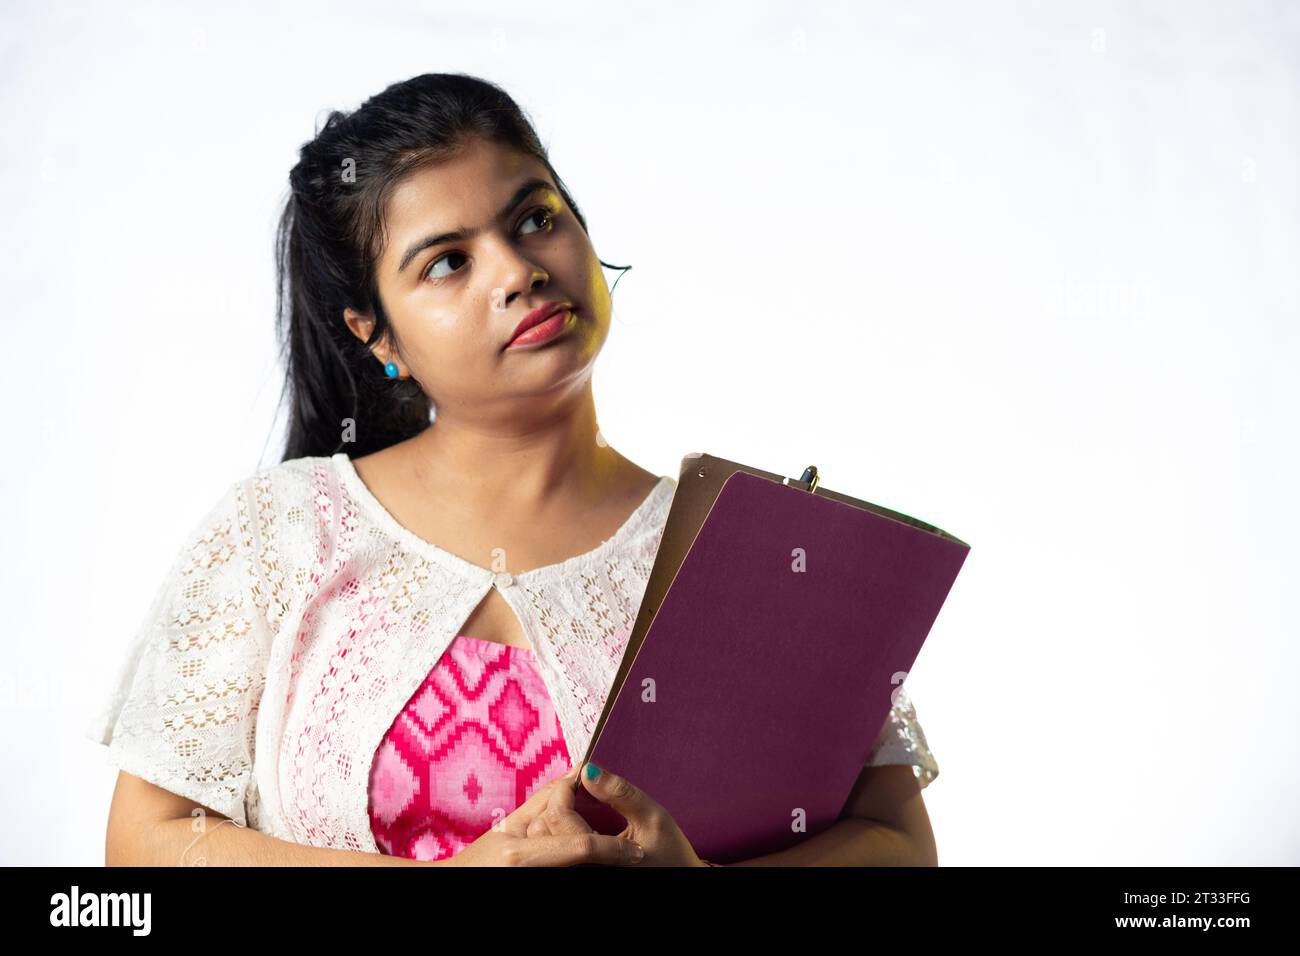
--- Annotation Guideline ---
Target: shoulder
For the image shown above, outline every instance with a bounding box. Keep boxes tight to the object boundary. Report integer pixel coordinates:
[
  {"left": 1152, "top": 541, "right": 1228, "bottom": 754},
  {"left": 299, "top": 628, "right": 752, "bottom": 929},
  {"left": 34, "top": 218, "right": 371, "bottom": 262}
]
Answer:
[
  {"left": 165, "top": 456, "right": 339, "bottom": 570},
  {"left": 222, "top": 454, "right": 348, "bottom": 591},
  {"left": 242, "top": 453, "right": 334, "bottom": 492},
  {"left": 232, "top": 454, "right": 340, "bottom": 521},
  {"left": 619, "top": 472, "right": 677, "bottom": 557}
]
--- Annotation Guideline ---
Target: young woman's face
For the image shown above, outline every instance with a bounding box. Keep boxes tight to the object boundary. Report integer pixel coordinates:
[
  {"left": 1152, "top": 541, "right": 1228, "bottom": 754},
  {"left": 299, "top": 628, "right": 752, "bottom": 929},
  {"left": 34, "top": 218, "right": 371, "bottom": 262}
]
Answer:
[{"left": 345, "top": 136, "right": 612, "bottom": 419}]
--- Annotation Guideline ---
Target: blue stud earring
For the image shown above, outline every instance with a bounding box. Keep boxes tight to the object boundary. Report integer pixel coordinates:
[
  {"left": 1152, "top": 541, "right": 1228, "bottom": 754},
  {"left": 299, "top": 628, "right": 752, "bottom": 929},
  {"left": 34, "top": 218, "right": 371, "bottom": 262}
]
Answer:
[{"left": 384, "top": 362, "right": 399, "bottom": 379}]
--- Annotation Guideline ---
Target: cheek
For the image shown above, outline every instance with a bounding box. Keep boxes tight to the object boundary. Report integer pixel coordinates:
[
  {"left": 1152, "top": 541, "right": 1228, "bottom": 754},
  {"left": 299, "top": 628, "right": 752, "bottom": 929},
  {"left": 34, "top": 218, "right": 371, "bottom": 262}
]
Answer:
[
  {"left": 578, "top": 260, "right": 613, "bottom": 317},
  {"left": 407, "top": 311, "right": 494, "bottom": 366},
  {"left": 547, "top": 224, "right": 590, "bottom": 267}
]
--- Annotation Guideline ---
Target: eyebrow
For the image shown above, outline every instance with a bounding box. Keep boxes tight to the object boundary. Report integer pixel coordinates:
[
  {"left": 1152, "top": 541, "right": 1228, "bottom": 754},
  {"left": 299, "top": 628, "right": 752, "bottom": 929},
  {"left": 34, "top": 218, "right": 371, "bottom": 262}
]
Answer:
[{"left": 397, "top": 178, "right": 556, "bottom": 274}]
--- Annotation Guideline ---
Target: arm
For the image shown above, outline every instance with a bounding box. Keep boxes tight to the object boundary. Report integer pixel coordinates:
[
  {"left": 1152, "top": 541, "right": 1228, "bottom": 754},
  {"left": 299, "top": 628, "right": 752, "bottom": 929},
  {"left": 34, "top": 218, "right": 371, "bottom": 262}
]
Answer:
[
  {"left": 105, "top": 771, "right": 435, "bottom": 867},
  {"left": 722, "top": 764, "right": 938, "bottom": 867}
]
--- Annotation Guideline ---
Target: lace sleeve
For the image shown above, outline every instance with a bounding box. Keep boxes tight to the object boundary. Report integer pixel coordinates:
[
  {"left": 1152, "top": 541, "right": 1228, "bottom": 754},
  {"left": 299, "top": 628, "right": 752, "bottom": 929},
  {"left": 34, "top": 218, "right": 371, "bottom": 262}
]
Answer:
[
  {"left": 85, "top": 479, "right": 273, "bottom": 828},
  {"left": 865, "top": 685, "right": 940, "bottom": 791}
]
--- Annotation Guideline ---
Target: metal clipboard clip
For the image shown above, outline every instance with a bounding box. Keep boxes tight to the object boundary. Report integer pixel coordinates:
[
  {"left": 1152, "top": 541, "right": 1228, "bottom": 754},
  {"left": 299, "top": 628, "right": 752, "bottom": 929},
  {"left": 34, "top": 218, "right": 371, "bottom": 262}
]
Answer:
[{"left": 794, "top": 464, "right": 819, "bottom": 493}]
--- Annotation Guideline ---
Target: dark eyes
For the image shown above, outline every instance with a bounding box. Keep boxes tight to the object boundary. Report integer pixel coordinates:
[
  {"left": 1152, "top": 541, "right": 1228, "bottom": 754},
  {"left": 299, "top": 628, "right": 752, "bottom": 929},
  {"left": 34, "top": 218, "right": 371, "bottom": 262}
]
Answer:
[{"left": 421, "top": 206, "right": 555, "bottom": 283}]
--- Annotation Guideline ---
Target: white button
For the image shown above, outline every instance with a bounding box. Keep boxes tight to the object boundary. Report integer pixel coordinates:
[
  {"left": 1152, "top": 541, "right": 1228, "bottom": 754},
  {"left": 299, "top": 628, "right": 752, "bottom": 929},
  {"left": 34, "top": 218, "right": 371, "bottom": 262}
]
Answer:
[{"left": 493, "top": 572, "right": 515, "bottom": 589}]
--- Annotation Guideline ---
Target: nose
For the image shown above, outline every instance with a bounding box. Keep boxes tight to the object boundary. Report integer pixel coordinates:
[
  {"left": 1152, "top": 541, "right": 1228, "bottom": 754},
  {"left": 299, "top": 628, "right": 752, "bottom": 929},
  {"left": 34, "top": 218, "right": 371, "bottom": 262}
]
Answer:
[{"left": 493, "top": 244, "right": 549, "bottom": 312}]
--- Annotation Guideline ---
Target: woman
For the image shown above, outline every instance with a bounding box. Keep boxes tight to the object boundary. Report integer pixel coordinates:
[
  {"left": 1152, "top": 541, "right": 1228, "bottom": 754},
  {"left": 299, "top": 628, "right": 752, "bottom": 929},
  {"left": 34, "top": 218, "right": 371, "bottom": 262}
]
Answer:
[{"left": 89, "top": 73, "right": 940, "bottom": 866}]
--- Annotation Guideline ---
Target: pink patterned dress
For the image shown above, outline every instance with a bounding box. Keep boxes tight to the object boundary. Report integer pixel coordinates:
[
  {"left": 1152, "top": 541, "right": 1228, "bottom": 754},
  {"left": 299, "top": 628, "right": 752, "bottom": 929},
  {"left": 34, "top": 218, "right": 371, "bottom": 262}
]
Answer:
[{"left": 367, "top": 635, "right": 574, "bottom": 861}]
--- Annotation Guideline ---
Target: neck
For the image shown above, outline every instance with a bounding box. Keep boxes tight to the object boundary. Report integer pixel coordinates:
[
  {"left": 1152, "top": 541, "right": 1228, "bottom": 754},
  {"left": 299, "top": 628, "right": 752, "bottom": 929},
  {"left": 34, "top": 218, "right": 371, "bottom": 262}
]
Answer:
[{"left": 402, "top": 379, "right": 633, "bottom": 513}]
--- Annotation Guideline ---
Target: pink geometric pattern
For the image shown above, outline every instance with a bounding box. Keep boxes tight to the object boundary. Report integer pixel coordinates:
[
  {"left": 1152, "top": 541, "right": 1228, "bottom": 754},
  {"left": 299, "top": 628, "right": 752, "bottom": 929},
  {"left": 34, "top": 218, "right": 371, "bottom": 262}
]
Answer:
[{"left": 367, "top": 635, "right": 573, "bottom": 862}]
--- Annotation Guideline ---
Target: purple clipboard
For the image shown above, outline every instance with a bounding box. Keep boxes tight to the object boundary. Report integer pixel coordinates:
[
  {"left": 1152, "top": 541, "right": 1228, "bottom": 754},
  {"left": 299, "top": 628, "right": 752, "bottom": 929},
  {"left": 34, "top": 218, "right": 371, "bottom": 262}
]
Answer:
[{"left": 571, "top": 453, "right": 971, "bottom": 863}]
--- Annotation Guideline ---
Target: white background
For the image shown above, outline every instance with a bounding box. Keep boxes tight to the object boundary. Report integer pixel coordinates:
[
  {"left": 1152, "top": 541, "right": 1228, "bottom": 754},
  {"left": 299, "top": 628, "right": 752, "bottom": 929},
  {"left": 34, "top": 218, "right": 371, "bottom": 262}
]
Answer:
[{"left": 1, "top": 0, "right": 1296, "bottom": 865}]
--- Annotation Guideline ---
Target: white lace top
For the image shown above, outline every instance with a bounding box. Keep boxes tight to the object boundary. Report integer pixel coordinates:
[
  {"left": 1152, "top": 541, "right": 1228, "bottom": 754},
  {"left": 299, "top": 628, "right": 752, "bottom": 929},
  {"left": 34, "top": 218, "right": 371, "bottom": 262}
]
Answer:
[{"left": 86, "top": 453, "right": 939, "bottom": 854}]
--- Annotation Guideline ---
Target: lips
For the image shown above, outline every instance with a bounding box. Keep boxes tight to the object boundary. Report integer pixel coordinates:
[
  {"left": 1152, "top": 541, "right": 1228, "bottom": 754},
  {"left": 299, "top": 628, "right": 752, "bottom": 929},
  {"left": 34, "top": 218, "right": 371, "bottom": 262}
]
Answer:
[
  {"left": 509, "top": 301, "right": 572, "bottom": 347},
  {"left": 505, "top": 308, "right": 574, "bottom": 349}
]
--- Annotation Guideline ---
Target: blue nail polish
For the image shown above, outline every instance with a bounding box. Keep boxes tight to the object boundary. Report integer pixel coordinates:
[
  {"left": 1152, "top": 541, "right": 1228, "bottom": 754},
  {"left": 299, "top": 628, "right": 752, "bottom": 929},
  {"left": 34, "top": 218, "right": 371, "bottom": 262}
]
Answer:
[{"left": 585, "top": 762, "right": 601, "bottom": 781}]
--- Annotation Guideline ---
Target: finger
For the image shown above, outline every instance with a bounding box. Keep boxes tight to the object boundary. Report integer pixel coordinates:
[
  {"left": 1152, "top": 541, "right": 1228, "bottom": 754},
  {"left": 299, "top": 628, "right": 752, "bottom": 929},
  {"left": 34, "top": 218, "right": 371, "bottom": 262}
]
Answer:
[
  {"left": 578, "top": 762, "right": 654, "bottom": 824},
  {"left": 536, "top": 773, "right": 594, "bottom": 837},
  {"left": 526, "top": 770, "right": 593, "bottom": 839},
  {"left": 514, "top": 832, "right": 645, "bottom": 868},
  {"left": 547, "top": 769, "right": 581, "bottom": 810},
  {"left": 501, "top": 774, "right": 572, "bottom": 836}
]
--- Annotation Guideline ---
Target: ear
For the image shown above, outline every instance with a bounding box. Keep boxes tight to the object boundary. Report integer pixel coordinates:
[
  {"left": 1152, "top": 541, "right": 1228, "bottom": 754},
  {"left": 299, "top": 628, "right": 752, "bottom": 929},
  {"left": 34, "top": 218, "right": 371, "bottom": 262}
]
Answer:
[
  {"left": 344, "top": 307, "right": 399, "bottom": 372},
  {"left": 343, "top": 307, "right": 376, "bottom": 346}
]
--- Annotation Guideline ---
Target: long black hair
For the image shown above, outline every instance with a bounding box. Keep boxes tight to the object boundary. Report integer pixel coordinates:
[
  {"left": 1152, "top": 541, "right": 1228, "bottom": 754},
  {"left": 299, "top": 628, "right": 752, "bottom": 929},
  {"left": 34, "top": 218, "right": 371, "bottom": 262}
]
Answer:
[{"left": 273, "top": 72, "right": 628, "bottom": 462}]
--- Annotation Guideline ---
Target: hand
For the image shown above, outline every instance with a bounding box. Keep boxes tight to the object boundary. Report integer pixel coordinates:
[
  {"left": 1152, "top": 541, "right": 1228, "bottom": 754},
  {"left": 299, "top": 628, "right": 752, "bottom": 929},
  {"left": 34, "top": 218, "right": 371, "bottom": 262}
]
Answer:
[
  {"left": 447, "top": 766, "right": 646, "bottom": 867},
  {"left": 577, "top": 763, "right": 709, "bottom": 867}
]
